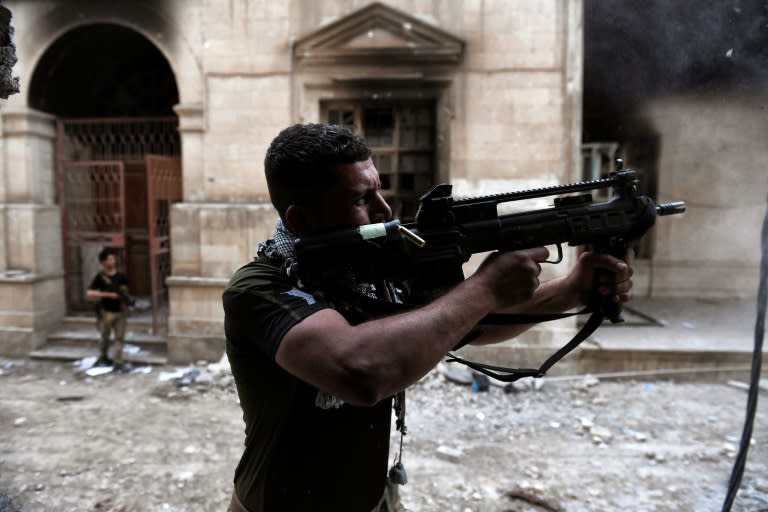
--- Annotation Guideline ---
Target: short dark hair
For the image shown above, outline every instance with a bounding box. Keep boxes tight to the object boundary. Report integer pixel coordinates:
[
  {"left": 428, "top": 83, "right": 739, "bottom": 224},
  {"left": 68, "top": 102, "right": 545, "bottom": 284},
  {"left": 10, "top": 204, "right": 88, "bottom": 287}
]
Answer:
[
  {"left": 264, "top": 123, "right": 371, "bottom": 219},
  {"left": 98, "top": 247, "right": 117, "bottom": 262}
]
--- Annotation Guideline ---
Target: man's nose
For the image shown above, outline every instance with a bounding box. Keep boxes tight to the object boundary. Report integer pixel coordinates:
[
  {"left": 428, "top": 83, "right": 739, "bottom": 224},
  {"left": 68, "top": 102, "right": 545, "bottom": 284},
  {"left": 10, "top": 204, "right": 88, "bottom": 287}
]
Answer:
[{"left": 373, "top": 193, "right": 393, "bottom": 222}]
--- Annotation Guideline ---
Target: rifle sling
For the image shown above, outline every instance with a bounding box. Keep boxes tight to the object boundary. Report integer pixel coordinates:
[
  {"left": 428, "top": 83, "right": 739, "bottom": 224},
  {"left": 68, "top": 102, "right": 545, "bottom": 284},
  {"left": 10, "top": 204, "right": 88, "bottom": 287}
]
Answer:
[
  {"left": 328, "top": 289, "right": 600, "bottom": 382},
  {"left": 445, "top": 310, "right": 604, "bottom": 382}
]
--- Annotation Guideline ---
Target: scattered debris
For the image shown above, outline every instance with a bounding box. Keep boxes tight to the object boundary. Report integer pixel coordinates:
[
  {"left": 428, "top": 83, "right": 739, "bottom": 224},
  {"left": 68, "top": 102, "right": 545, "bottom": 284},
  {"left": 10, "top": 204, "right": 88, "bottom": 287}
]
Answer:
[
  {"left": 72, "top": 357, "right": 152, "bottom": 378},
  {"left": 0, "top": 493, "right": 20, "bottom": 512},
  {"left": 122, "top": 344, "right": 147, "bottom": 356},
  {"left": 440, "top": 363, "right": 473, "bottom": 385},
  {"left": 727, "top": 379, "right": 750, "bottom": 391},
  {"left": 55, "top": 395, "right": 86, "bottom": 402},
  {"left": 470, "top": 372, "right": 490, "bottom": 392},
  {"left": 85, "top": 366, "right": 113, "bottom": 377},
  {"left": 74, "top": 356, "right": 98, "bottom": 372},
  {"left": 727, "top": 379, "right": 768, "bottom": 393},
  {"left": 0, "top": 361, "right": 14, "bottom": 376},
  {"left": 435, "top": 445, "right": 463, "bottom": 463},
  {"left": 158, "top": 367, "right": 200, "bottom": 387},
  {"left": 94, "top": 497, "right": 128, "bottom": 512},
  {"left": 504, "top": 489, "right": 563, "bottom": 512},
  {"left": 148, "top": 358, "right": 236, "bottom": 400},
  {"left": 590, "top": 425, "right": 613, "bottom": 444}
]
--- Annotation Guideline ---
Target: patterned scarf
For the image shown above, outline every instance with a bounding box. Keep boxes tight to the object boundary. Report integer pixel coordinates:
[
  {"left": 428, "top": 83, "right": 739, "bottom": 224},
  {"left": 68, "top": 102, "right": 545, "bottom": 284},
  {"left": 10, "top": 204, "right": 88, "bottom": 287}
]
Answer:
[
  {"left": 257, "top": 219, "right": 391, "bottom": 300},
  {"left": 256, "top": 219, "right": 299, "bottom": 275}
]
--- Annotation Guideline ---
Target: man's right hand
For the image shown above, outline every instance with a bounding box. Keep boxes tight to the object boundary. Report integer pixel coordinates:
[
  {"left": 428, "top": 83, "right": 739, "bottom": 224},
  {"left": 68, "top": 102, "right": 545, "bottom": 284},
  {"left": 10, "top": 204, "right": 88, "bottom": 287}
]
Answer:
[{"left": 472, "top": 247, "right": 550, "bottom": 309}]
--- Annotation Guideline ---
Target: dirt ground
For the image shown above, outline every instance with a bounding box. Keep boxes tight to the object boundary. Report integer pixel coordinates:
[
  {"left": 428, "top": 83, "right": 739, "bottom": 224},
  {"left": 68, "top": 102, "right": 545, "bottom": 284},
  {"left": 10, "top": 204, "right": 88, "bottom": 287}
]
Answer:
[{"left": 1, "top": 356, "right": 767, "bottom": 512}]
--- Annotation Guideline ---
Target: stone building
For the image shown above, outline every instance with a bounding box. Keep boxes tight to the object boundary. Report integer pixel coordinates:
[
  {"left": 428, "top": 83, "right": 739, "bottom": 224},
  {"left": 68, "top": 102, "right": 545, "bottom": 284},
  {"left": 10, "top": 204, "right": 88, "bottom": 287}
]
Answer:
[{"left": 0, "top": 0, "right": 761, "bottom": 365}]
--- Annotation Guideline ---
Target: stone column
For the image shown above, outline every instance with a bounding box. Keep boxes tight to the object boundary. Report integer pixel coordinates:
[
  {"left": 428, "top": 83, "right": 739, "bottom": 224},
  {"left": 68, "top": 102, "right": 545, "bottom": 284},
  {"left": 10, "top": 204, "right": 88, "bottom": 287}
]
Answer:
[
  {"left": 0, "top": 107, "right": 65, "bottom": 355},
  {"left": 166, "top": 100, "right": 279, "bottom": 364},
  {"left": 174, "top": 102, "right": 205, "bottom": 203}
]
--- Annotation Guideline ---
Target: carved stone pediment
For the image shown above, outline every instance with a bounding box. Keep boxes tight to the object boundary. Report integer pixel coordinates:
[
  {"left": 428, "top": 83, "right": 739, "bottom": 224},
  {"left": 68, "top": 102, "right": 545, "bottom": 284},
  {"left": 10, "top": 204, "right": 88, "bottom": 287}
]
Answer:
[{"left": 294, "top": 2, "right": 465, "bottom": 65}]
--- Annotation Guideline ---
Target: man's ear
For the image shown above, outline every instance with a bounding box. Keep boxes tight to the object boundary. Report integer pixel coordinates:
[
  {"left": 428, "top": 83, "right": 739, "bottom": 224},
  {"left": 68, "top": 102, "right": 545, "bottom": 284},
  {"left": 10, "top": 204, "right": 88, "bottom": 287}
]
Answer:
[{"left": 284, "top": 204, "right": 312, "bottom": 236}]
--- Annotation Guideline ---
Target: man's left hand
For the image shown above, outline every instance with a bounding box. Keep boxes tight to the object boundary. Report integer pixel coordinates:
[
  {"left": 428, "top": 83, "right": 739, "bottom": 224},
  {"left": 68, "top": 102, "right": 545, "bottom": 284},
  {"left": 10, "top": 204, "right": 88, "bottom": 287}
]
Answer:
[{"left": 564, "top": 249, "right": 635, "bottom": 308}]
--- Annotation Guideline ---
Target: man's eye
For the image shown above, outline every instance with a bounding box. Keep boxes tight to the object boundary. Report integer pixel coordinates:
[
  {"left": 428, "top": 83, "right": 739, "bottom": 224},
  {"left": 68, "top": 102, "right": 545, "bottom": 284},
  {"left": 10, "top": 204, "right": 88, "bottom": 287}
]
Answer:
[{"left": 354, "top": 195, "right": 370, "bottom": 206}]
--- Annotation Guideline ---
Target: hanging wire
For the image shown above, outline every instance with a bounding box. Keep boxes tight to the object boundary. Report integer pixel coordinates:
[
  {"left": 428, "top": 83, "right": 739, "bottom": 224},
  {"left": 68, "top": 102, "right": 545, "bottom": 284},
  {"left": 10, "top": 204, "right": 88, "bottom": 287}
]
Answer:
[{"left": 720, "top": 194, "right": 768, "bottom": 511}]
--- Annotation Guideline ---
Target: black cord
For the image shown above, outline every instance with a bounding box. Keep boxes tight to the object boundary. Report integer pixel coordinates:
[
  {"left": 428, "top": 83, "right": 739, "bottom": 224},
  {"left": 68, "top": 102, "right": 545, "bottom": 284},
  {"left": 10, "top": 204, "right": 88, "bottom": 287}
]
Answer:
[{"left": 721, "top": 195, "right": 768, "bottom": 512}]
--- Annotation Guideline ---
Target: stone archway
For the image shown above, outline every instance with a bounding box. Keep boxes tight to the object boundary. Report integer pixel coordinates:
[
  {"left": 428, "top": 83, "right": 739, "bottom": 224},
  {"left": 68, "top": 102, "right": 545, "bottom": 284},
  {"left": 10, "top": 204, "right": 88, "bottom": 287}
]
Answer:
[{"left": 28, "top": 23, "right": 178, "bottom": 117}]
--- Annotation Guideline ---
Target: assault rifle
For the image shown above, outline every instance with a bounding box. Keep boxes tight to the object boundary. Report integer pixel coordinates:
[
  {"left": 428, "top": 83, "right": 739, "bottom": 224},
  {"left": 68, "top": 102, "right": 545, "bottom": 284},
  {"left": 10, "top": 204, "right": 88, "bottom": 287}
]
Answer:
[
  {"left": 295, "top": 168, "right": 685, "bottom": 323},
  {"left": 117, "top": 286, "right": 136, "bottom": 307}
]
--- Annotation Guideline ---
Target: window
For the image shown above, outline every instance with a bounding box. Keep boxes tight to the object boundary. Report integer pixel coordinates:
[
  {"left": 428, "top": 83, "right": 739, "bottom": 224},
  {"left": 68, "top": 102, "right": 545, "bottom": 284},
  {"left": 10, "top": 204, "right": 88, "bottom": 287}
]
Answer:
[{"left": 325, "top": 101, "right": 436, "bottom": 221}]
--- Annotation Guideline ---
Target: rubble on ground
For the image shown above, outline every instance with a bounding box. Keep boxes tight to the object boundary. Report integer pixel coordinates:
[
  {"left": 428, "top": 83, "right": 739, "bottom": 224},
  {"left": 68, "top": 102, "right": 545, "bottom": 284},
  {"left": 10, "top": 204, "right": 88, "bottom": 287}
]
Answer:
[{"left": 1, "top": 355, "right": 766, "bottom": 511}]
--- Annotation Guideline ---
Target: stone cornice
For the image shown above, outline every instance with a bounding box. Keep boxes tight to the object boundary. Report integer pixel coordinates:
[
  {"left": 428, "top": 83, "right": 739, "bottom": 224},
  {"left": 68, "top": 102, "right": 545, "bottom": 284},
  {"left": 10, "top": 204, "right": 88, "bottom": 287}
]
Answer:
[
  {"left": 294, "top": 2, "right": 465, "bottom": 66},
  {"left": 173, "top": 102, "right": 205, "bottom": 133},
  {"left": 1, "top": 107, "right": 56, "bottom": 139},
  {"left": 166, "top": 275, "right": 229, "bottom": 287}
]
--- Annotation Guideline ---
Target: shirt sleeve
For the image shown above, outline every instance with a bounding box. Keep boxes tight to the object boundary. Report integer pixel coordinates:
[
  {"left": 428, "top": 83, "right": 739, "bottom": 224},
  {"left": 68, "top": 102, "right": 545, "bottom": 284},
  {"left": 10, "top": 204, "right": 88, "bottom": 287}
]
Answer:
[
  {"left": 88, "top": 274, "right": 104, "bottom": 291},
  {"left": 223, "top": 269, "right": 331, "bottom": 359}
]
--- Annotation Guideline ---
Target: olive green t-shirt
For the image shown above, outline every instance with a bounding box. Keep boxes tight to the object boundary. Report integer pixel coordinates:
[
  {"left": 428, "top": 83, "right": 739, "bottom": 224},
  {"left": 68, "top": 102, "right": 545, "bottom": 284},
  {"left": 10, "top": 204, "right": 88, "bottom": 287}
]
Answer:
[{"left": 223, "top": 258, "right": 392, "bottom": 511}]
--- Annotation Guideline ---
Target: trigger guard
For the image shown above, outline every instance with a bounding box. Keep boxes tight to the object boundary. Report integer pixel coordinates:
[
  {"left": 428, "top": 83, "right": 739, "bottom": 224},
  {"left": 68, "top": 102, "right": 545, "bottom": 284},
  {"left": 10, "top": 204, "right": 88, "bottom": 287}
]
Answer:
[{"left": 543, "top": 244, "right": 563, "bottom": 264}]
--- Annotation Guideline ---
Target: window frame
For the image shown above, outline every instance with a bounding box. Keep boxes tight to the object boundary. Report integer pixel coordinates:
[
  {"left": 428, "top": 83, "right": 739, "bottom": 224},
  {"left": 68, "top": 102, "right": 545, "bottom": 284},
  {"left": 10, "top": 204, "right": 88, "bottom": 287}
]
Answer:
[{"left": 322, "top": 99, "right": 437, "bottom": 220}]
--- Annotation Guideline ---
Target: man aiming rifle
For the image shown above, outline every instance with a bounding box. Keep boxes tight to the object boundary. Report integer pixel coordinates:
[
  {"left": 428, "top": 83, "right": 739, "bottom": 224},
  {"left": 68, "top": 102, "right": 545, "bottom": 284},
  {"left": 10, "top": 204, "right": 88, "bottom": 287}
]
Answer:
[{"left": 222, "top": 123, "right": 635, "bottom": 512}]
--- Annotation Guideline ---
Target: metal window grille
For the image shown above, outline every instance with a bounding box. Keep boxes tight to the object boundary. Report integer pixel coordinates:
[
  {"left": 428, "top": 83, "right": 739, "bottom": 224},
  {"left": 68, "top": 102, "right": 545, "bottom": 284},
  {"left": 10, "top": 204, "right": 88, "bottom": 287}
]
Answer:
[
  {"left": 325, "top": 101, "right": 437, "bottom": 221},
  {"left": 57, "top": 117, "right": 181, "bottom": 332}
]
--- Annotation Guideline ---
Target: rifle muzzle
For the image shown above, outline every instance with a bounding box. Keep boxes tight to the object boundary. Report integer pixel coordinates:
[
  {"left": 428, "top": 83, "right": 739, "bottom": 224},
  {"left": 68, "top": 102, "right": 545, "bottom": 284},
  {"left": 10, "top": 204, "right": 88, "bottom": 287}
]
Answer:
[{"left": 656, "top": 201, "right": 686, "bottom": 216}]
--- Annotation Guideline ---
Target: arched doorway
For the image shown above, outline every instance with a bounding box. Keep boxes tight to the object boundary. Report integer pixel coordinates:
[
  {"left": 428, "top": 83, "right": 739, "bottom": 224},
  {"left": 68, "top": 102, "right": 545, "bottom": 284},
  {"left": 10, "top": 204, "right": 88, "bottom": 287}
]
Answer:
[{"left": 29, "top": 23, "right": 181, "bottom": 334}]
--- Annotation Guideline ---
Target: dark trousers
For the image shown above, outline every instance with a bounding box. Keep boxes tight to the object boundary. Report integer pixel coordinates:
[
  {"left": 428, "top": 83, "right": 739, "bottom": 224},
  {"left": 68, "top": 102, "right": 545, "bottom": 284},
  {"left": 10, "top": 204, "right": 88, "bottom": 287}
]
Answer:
[
  {"left": 98, "top": 309, "right": 126, "bottom": 362},
  {"left": 228, "top": 482, "right": 401, "bottom": 512}
]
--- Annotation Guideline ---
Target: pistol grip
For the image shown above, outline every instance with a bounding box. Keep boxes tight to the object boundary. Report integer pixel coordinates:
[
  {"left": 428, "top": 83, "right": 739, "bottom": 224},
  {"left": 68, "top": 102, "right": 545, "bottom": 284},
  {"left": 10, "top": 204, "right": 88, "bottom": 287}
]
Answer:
[
  {"left": 601, "top": 296, "right": 625, "bottom": 324},
  {"left": 593, "top": 243, "right": 627, "bottom": 324}
]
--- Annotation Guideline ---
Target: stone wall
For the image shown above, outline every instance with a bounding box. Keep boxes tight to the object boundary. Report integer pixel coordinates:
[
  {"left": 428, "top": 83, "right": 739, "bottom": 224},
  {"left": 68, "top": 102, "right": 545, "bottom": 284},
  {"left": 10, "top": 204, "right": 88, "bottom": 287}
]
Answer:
[
  {"left": 634, "top": 93, "right": 768, "bottom": 298},
  {"left": 166, "top": 0, "right": 584, "bottom": 362},
  {"left": 0, "top": 108, "right": 64, "bottom": 355}
]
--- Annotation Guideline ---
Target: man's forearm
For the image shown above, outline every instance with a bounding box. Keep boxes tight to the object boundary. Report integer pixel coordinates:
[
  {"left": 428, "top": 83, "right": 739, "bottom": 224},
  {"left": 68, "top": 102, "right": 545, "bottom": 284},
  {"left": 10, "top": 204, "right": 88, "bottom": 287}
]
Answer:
[
  {"left": 281, "top": 274, "right": 503, "bottom": 405},
  {"left": 278, "top": 248, "right": 547, "bottom": 404},
  {"left": 87, "top": 290, "right": 116, "bottom": 299},
  {"left": 505, "top": 275, "right": 581, "bottom": 314},
  {"left": 470, "top": 276, "right": 579, "bottom": 345},
  {"left": 344, "top": 276, "right": 499, "bottom": 397}
]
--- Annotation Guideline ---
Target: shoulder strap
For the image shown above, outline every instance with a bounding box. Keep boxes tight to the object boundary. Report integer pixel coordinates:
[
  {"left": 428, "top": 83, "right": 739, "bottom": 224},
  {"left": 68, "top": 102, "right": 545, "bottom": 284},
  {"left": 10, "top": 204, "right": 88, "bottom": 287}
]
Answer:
[{"left": 99, "top": 270, "right": 112, "bottom": 286}]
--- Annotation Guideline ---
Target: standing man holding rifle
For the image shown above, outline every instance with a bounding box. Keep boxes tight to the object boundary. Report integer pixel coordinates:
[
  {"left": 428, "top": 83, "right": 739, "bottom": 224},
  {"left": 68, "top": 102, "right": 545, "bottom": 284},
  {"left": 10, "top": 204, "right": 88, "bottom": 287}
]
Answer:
[
  {"left": 87, "top": 247, "right": 133, "bottom": 372},
  {"left": 222, "top": 123, "right": 635, "bottom": 512}
]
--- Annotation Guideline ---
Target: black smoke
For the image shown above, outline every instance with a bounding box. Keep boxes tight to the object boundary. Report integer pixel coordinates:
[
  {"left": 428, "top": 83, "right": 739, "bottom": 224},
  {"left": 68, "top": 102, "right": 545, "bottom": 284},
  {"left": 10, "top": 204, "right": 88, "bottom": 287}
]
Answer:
[{"left": 584, "top": 0, "right": 768, "bottom": 123}]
